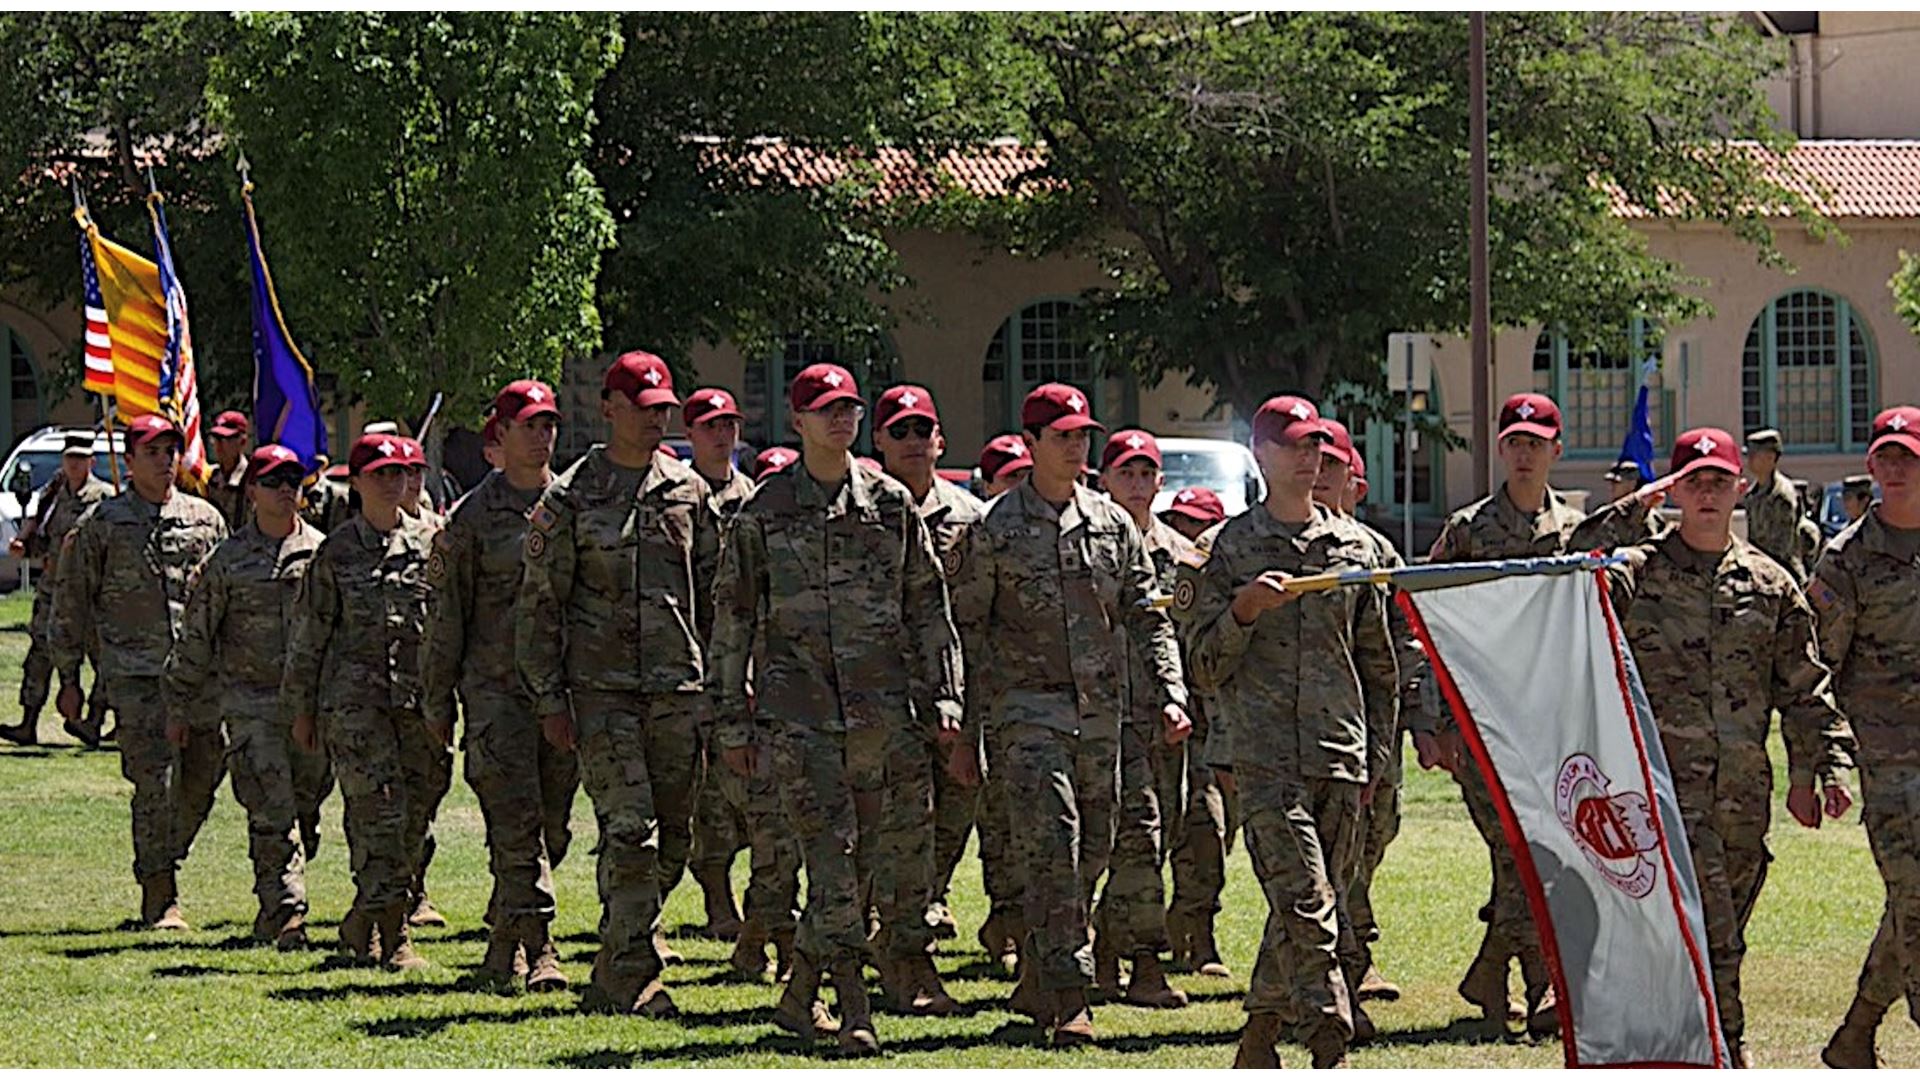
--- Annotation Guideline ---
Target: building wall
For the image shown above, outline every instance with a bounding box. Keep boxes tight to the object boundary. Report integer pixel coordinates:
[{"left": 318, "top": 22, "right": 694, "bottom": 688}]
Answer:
[
  {"left": 1427, "top": 217, "right": 1920, "bottom": 509},
  {"left": 1763, "top": 12, "right": 1920, "bottom": 138}
]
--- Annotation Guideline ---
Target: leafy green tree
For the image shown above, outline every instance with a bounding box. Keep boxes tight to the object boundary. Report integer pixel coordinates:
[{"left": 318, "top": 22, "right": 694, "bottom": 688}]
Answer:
[
  {"left": 207, "top": 12, "right": 622, "bottom": 452},
  {"left": 891, "top": 12, "right": 1829, "bottom": 419},
  {"left": 1893, "top": 251, "right": 1920, "bottom": 340}
]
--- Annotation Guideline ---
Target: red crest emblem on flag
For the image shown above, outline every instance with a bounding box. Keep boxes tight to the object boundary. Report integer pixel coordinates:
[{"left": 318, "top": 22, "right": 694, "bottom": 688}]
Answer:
[{"left": 1555, "top": 753, "right": 1659, "bottom": 899}]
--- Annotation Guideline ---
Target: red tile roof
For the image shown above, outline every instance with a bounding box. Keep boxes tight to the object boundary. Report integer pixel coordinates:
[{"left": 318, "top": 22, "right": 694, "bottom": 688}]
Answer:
[
  {"left": 1608, "top": 140, "right": 1920, "bottom": 220},
  {"left": 704, "top": 139, "right": 1058, "bottom": 202},
  {"left": 722, "top": 138, "right": 1920, "bottom": 221}
]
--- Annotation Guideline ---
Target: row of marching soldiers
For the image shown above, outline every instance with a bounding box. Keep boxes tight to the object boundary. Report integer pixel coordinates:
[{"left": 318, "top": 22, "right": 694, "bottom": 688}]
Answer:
[{"left": 21, "top": 340, "right": 1918, "bottom": 1068}]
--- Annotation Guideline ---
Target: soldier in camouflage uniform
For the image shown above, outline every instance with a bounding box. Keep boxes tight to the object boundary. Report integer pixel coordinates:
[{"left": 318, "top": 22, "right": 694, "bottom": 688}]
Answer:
[
  {"left": 681, "top": 386, "right": 804, "bottom": 982},
  {"left": 387, "top": 433, "right": 450, "bottom": 928},
  {"left": 1157, "top": 486, "right": 1234, "bottom": 981},
  {"left": 709, "top": 363, "right": 965, "bottom": 1054},
  {"left": 285, "top": 433, "right": 444, "bottom": 971},
  {"left": 1088, "top": 429, "right": 1192, "bottom": 1010},
  {"left": 873, "top": 384, "right": 985, "bottom": 972},
  {"left": 1174, "top": 395, "right": 1397, "bottom": 1069},
  {"left": 1584, "top": 427, "right": 1856, "bottom": 1066},
  {"left": 205, "top": 410, "right": 253, "bottom": 529},
  {"left": 1740, "top": 429, "right": 1812, "bottom": 584},
  {"left": 52, "top": 415, "right": 229, "bottom": 930},
  {"left": 166, "top": 444, "right": 331, "bottom": 949},
  {"left": 422, "top": 380, "right": 578, "bottom": 991},
  {"left": 948, "top": 383, "right": 1190, "bottom": 1047},
  {"left": 515, "top": 351, "right": 717, "bottom": 1018},
  {"left": 1411, "top": 392, "right": 1645, "bottom": 1031},
  {"left": 1812, "top": 406, "right": 1920, "bottom": 1067},
  {"left": 2, "top": 431, "right": 114, "bottom": 747},
  {"left": 681, "top": 387, "right": 756, "bottom": 941},
  {"left": 1313, "top": 420, "right": 1416, "bottom": 1006},
  {"left": 967, "top": 433, "right": 1035, "bottom": 971}
]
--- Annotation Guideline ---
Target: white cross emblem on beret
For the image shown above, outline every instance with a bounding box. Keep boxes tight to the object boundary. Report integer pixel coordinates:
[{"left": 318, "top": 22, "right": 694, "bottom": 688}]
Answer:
[
  {"left": 377, "top": 440, "right": 395, "bottom": 456},
  {"left": 1178, "top": 490, "right": 1195, "bottom": 502},
  {"left": 526, "top": 386, "right": 546, "bottom": 402},
  {"left": 643, "top": 367, "right": 663, "bottom": 386},
  {"left": 824, "top": 371, "right": 844, "bottom": 388},
  {"left": 1289, "top": 401, "right": 1311, "bottom": 420},
  {"left": 900, "top": 390, "right": 919, "bottom": 408},
  {"left": 1065, "top": 393, "right": 1083, "bottom": 412},
  {"left": 1693, "top": 434, "right": 1718, "bottom": 455},
  {"left": 771, "top": 451, "right": 788, "bottom": 466},
  {"left": 1891, "top": 414, "right": 1911, "bottom": 432},
  {"left": 273, "top": 448, "right": 292, "bottom": 461},
  {"left": 1125, "top": 434, "right": 1145, "bottom": 450},
  {"left": 1516, "top": 402, "right": 1537, "bottom": 420},
  {"left": 709, "top": 391, "right": 728, "bottom": 407}
]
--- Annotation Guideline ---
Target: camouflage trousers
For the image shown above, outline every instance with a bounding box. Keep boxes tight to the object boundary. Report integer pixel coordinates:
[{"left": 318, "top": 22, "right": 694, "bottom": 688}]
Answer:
[
  {"left": 775, "top": 722, "right": 934, "bottom": 969},
  {"left": 690, "top": 744, "right": 747, "bottom": 881},
  {"left": 463, "top": 688, "right": 579, "bottom": 923},
  {"left": 1241, "top": 767, "right": 1364, "bottom": 1043},
  {"left": 1672, "top": 743, "right": 1773, "bottom": 1043},
  {"left": 1348, "top": 731, "right": 1405, "bottom": 975},
  {"left": 109, "top": 676, "right": 227, "bottom": 882},
  {"left": 1457, "top": 757, "right": 1546, "bottom": 985},
  {"left": 977, "top": 762, "right": 1018, "bottom": 907},
  {"left": 1857, "top": 766, "right": 1920, "bottom": 1025},
  {"left": 930, "top": 738, "right": 978, "bottom": 909},
  {"left": 322, "top": 704, "right": 449, "bottom": 917},
  {"left": 22, "top": 591, "right": 108, "bottom": 724},
  {"left": 1094, "top": 722, "right": 1185, "bottom": 955},
  {"left": 993, "top": 719, "right": 1119, "bottom": 992},
  {"left": 572, "top": 689, "right": 700, "bottom": 998},
  {"left": 1169, "top": 707, "right": 1228, "bottom": 928},
  {"left": 226, "top": 713, "right": 332, "bottom": 921},
  {"left": 692, "top": 728, "right": 800, "bottom": 935}
]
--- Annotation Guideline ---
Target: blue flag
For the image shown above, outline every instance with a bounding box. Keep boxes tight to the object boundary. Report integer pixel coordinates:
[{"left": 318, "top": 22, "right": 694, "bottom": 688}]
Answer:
[
  {"left": 243, "top": 183, "right": 329, "bottom": 470},
  {"left": 1617, "top": 358, "right": 1658, "bottom": 483}
]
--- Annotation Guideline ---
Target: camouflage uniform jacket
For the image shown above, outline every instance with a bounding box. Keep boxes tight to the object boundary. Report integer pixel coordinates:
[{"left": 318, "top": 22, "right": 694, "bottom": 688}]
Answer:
[
  {"left": 1132, "top": 514, "right": 1196, "bottom": 729},
  {"left": 1612, "top": 532, "right": 1854, "bottom": 787},
  {"left": 1176, "top": 504, "right": 1398, "bottom": 785},
  {"left": 947, "top": 479, "right": 1185, "bottom": 743},
  {"left": 421, "top": 470, "right": 547, "bottom": 730},
  {"left": 23, "top": 473, "right": 114, "bottom": 572},
  {"left": 165, "top": 519, "right": 324, "bottom": 720},
  {"left": 707, "top": 456, "right": 962, "bottom": 749},
  {"left": 206, "top": 459, "right": 250, "bottom": 529},
  {"left": 702, "top": 466, "right": 758, "bottom": 523},
  {"left": 281, "top": 513, "right": 435, "bottom": 718},
  {"left": 1743, "top": 469, "right": 1808, "bottom": 582},
  {"left": 921, "top": 477, "right": 985, "bottom": 578},
  {"left": 51, "top": 489, "right": 228, "bottom": 684},
  {"left": 514, "top": 446, "right": 718, "bottom": 719},
  {"left": 1809, "top": 511, "right": 1920, "bottom": 771},
  {"left": 301, "top": 476, "right": 350, "bottom": 534}
]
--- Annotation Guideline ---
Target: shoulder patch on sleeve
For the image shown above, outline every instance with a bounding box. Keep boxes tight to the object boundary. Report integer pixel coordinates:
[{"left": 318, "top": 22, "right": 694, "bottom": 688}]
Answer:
[
  {"left": 1173, "top": 576, "right": 1197, "bottom": 612},
  {"left": 1806, "top": 577, "right": 1840, "bottom": 612},
  {"left": 525, "top": 529, "right": 548, "bottom": 562},
  {"left": 942, "top": 541, "right": 964, "bottom": 578},
  {"left": 529, "top": 503, "right": 558, "bottom": 534}
]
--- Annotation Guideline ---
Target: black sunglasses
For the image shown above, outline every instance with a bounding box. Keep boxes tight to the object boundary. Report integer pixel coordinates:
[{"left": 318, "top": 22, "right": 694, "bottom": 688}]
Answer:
[
  {"left": 886, "top": 418, "right": 935, "bottom": 440},
  {"left": 254, "top": 473, "right": 302, "bottom": 490}
]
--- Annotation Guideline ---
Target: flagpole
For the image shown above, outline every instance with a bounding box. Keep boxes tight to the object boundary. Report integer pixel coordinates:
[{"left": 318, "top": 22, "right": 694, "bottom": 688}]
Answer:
[
  {"left": 1154, "top": 552, "right": 1624, "bottom": 607},
  {"left": 100, "top": 405, "right": 123, "bottom": 496}
]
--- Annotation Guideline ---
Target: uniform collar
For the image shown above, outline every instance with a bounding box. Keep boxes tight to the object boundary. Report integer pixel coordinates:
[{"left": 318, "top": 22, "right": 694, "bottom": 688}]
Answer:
[{"left": 791, "top": 453, "right": 873, "bottom": 516}]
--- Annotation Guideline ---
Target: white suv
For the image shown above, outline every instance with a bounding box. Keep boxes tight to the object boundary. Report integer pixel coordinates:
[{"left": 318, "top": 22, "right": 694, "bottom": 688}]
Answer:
[
  {"left": 0, "top": 427, "right": 123, "bottom": 589},
  {"left": 1150, "top": 437, "right": 1265, "bottom": 518}
]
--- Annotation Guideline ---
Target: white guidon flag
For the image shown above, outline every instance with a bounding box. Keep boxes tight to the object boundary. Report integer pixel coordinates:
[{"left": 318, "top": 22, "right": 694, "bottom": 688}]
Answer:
[{"left": 1399, "top": 559, "right": 1727, "bottom": 1068}]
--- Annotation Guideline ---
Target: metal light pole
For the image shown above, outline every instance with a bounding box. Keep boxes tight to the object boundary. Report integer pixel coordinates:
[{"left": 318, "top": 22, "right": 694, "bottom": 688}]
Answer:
[{"left": 1469, "top": 11, "right": 1492, "bottom": 498}]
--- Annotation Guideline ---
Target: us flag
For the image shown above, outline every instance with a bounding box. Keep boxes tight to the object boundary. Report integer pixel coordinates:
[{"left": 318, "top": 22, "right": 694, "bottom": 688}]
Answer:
[{"left": 77, "top": 232, "right": 115, "bottom": 397}]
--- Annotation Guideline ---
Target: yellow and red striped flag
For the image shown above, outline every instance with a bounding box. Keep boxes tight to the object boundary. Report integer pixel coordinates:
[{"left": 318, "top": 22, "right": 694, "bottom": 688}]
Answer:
[{"left": 76, "top": 211, "right": 166, "bottom": 419}]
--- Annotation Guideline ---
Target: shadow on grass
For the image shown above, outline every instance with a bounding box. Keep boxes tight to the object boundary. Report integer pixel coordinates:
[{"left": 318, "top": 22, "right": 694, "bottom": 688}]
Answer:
[
  {"left": 1369, "top": 1016, "right": 1539, "bottom": 1049},
  {"left": 55, "top": 930, "right": 266, "bottom": 959},
  {"left": 353, "top": 1001, "right": 580, "bottom": 1039},
  {"left": 546, "top": 1021, "right": 1055, "bottom": 1066},
  {"left": 270, "top": 977, "right": 494, "bottom": 1003},
  {"left": 0, "top": 747, "right": 55, "bottom": 759}
]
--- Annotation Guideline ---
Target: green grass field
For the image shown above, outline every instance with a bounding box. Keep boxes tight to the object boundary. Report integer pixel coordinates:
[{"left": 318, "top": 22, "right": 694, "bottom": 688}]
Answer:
[{"left": 0, "top": 587, "right": 1906, "bottom": 1067}]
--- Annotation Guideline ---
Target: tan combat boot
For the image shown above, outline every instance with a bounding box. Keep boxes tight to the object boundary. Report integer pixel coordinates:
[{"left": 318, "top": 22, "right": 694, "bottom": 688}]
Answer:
[
  {"left": 771, "top": 954, "right": 840, "bottom": 1040},
  {"left": 696, "top": 864, "right": 744, "bottom": 941},
  {"left": 0, "top": 714, "right": 38, "bottom": 746},
  {"left": 407, "top": 888, "right": 447, "bottom": 928},
  {"left": 927, "top": 900, "right": 958, "bottom": 941},
  {"left": 1233, "top": 1012, "right": 1285, "bottom": 1069},
  {"left": 1356, "top": 963, "right": 1402, "bottom": 1001},
  {"left": 523, "top": 920, "right": 568, "bottom": 993},
  {"left": 1008, "top": 959, "right": 1052, "bottom": 1025},
  {"left": 653, "top": 928, "right": 683, "bottom": 966},
  {"left": 633, "top": 977, "right": 678, "bottom": 1018},
  {"left": 729, "top": 919, "right": 772, "bottom": 982},
  {"left": 1458, "top": 948, "right": 1520, "bottom": 1025},
  {"left": 339, "top": 905, "right": 378, "bottom": 965},
  {"left": 1123, "top": 950, "right": 1189, "bottom": 1009},
  {"left": 379, "top": 906, "right": 429, "bottom": 972},
  {"left": 275, "top": 912, "right": 308, "bottom": 952},
  {"left": 1823, "top": 998, "right": 1888, "bottom": 1069},
  {"left": 1051, "top": 988, "right": 1095, "bottom": 1047},
  {"left": 143, "top": 873, "right": 189, "bottom": 931},
  {"left": 475, "top": 922, "right": 524, "bottom": 988},
  {"left": 1189, "top": 914, "right": 1233, "bottom": 978},
  {"left": 833, "top": 962, "right": 880, "bottom": 1057}
]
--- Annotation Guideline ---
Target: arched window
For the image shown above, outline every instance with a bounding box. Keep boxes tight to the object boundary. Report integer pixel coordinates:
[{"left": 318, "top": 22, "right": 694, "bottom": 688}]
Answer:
[
  {"left": 1531, "top": 320, "right": 1665, "bottom": 455},
  {"left": 3, "top": 325, "right": 43, "bottom": 443},
  {"left": 1741, "top": 290, "right": 1876, "bottom": 450},
  {"left": 983, "top": 299, "right": 1126, "bottom": 432}
]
